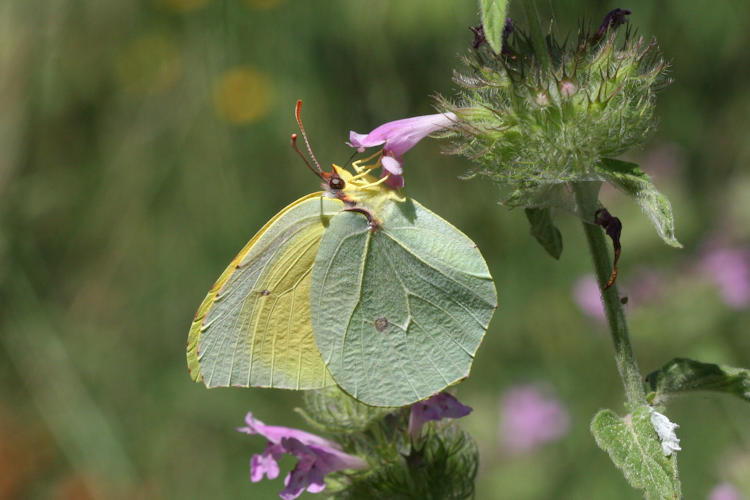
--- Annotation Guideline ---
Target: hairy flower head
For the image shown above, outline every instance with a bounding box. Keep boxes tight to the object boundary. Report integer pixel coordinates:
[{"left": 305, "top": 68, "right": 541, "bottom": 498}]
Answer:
[{"left": 439, "top": 13, "right": 669, "bottom": 211}]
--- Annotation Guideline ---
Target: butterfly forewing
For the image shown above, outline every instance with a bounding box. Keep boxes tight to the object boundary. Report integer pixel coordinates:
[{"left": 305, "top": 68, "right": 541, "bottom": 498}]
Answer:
[{"left": 187, "top": 193, "right": 342, "bottom": 390}]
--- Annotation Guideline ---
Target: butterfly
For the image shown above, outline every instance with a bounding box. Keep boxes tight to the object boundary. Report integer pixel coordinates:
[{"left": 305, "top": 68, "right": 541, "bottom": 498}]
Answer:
[{"left": 187, "top": 102, "right": 497, "bottom": 407}]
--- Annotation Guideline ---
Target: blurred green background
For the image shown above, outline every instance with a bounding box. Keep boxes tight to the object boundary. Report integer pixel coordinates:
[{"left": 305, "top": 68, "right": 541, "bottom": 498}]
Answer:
[{"left": 1, "top": 0, "right": 749, "bottom": 498}]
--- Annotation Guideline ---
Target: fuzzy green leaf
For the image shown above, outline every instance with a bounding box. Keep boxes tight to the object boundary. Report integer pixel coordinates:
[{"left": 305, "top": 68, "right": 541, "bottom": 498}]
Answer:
[
  {"left": 479, "top": 0, "right": 508, "bottom": 54},
  {"left": 646, "top": 358, "right": 750, "bottom": 402},
  {"left": 524, "top": 207, "right": 563, "bottom": 259},
  {"left": 591, "top": 406, "right": 681, "bottom": 500},
  {"left": 596, "top": 158, "right": 681, "bottom": 248}
]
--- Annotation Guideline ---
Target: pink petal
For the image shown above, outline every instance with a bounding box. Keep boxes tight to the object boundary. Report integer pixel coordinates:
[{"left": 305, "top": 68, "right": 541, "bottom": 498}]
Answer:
[
  {"left": 305, "top": 466, "right": 327, "bottom": 494},
  {"left": 573, "top": 275, "right": 605, "bottom": 321},
  {"left": 250, "top": 448, "right": 280, "bottom": 482},
  {"left": 347, "top": 131, "right": 383, "bottom": 151},
  {"left": 700, "top": 247, "right": 750, "bottom": 309},
  {"left": 499, "top": 385, "right": 570, "bottom": 454},
  {"left": 280, "top": 465, "right": 310, "bottom": 500},
  {"left": 237, "top": 412, "right": 339, "bottom": 449},
  {"left": 309, "top": 445, "right": 368, "bottom": 472},
  {"left": 346, "top": 112, "right": 455, "bottom": 188},
  {"left": 282, "top": 437, "right": 367, "bottom": 472},
  {"left": 381, "top": 155, "right": 403, "bottom": 175},
  {"left": 383, "top": 171, "right": 404, "bottom": 189},
  {"left": 348, "top": 112, "right": 456, "bottom": 157},
  {"left": 382, "top": 113, "right": 456, "bottom": 158},
  {"left": 240, "top": 413, "right": 366, "bottom": 499},
  {"left": 409, "top": 392, "right": 472, "bottom": 439},
  {"left": 708, "top": 483, "right": 744, "bottom": 500}
]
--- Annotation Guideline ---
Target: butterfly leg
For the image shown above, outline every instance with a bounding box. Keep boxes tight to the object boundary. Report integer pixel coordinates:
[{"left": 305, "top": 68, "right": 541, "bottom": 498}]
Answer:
[{"left": 344, "top": 206, "right": 380, "bottom": 231}]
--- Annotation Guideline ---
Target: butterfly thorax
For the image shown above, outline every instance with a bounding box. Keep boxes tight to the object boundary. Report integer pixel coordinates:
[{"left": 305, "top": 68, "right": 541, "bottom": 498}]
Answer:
[{"left": 330, "top": 161, "right": 405, "bottom": 217}]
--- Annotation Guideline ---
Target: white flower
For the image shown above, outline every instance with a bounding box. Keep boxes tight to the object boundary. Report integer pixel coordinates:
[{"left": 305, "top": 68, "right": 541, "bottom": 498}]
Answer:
[{"left": 649, "top": 408, "right": 681, "bottom": 456}]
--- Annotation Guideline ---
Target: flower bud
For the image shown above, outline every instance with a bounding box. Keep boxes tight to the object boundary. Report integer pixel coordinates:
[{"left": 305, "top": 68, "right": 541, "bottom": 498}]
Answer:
[{"left": 559, "top": 80, "right": 577, "bottom": 98}]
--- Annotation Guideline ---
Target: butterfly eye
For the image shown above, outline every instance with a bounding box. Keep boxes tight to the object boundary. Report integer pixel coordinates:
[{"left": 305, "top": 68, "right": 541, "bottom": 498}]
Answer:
[{"left": 329, "top": 176, "right": 345, "bottom": 191}]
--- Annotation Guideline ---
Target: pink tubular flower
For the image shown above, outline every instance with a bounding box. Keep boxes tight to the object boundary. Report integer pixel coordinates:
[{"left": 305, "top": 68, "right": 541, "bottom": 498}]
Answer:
[
  {"left": 573, "top": 270, "right": 664, "bottom": 322},
  {"left": 237, "top": 412, "right": 367, "bottom": 500},
  {"left": 573, "top": 274, "right": 606, "bottom": 321},
  {"left": 708, "top": 482, "right": 744, "bottom": 500},
  {"left": 348, "top": 112, "right": 456, "bottom": 188},
  {"left": 408, "top": 392, "right": 473, "bottom": 440},
  {"left": 499, "top": 385, "right": 570, "bottom": 454},
  {"left": 699, "top": 246, "right": 750, "bottom": 309}
]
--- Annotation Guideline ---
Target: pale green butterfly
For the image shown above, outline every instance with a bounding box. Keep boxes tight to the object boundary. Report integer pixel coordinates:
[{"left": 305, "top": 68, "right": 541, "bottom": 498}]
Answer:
[{"left": 187, "top": 102, "right": 497, "bottom": 406}]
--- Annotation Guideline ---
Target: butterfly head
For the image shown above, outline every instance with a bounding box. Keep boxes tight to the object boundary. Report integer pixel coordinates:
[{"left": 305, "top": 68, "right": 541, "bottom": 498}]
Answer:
[
  {"left": 291, "top": 100, "right": 403, "bottom": 213},
  {"left": 320, "top": 169, "right": 346, "bottom": 196}
]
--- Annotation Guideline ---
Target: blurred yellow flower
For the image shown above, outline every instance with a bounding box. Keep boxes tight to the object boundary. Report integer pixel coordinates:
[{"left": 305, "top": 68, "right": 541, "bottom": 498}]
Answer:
[
  {"left": 156, "top": 0, "right": 212, "bottom": 12},
  {"left": 116, "top": 35, "right": 182, "bottom": 95},
  {"left": 212, "top": 67, "right": 273, "bottom": 124},
  {"left": 242, "top": 0, "right": 285, "bottom": 10}
]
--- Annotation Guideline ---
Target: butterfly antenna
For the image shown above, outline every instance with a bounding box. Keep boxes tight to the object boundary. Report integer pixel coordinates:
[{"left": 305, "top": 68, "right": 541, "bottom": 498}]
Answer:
[
  {"left": 291, "top": 133, "right": 324, "bottom": 181},
  {"left": 342, "top": 150, "right": 357, "bottom": 169},
  {"left": 295, "top": 100, "right": 323, "bottom": 174}
]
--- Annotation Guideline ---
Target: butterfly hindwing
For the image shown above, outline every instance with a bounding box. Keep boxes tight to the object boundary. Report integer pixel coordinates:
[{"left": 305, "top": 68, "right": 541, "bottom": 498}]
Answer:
[
  {"left": 310, "top": 197, "right": 497, "bottom": 407},
  {"left": 187, "top": 193, "right": 342, "bottom": 390}
]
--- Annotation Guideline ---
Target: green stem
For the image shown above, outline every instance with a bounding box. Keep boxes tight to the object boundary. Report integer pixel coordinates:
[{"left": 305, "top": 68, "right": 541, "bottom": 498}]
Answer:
[
  {"left": 521, "top": 0, "right": 551, "bottom": 70},
  {"left": 573, "top": 183, "right": 646, "bottom": 408}
]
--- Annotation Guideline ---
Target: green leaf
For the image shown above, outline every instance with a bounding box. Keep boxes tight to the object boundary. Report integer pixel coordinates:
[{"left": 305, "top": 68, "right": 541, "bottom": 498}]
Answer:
[
  {"left": 646, "top": 358, "right": 750, "bottom": 402},
  {"left": 479, "top": 0, "right": 509, "bottom": 54},
  {"left": 596, "top": 158, "right": 682, "bottom": 248},
  {"left": 591, "top": 406, "right": 681, "bottom": 500},
  {"left": 311, "top": 198, "right": 497, "bottom": 407},
  {"left": 524, "top": 207, "right": 563, "bottom": 259}
]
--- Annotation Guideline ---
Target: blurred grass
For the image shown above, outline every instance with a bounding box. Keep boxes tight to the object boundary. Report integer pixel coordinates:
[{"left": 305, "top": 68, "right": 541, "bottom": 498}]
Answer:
[{"left": 1, "top": 1, "right": 749, "bottom": 498}]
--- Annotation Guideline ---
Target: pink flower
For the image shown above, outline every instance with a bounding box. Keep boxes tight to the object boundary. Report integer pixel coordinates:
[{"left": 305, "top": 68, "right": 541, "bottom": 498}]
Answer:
[
  {"left": 348, "top": 112, "right": 456, "bottom": 188},
  {"left": 708, "top": 482, "right": 744, "bottom": 500},
  {"left": 700, "top": 247, "right": 750, "bottom": 309},
  {"left": 573, "top": 274, "right": 606, "bottom": 321},
  {"left": 238, "top": 412, "right": 367, "bottom": 500},
  {"left": 625, "top": 269, "right": 663, "bottom": 307},
  {"left": 573, "top": 270, "right": 664, "bottom": 321},
  {"left": 499, "top": 385, "right": 570, "bottom": 454},
  {"left": 560, "top": 80, "right": 577, "bottom": 98},
  {"left": 408, "top": 392, "right": 473, "bottom": 440}
]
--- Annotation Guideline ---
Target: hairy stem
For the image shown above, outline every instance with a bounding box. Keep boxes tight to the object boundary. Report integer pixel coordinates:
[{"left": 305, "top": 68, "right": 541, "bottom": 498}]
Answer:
[{"left": 573, "top": 183, "right": 646, "bottom": 408}]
